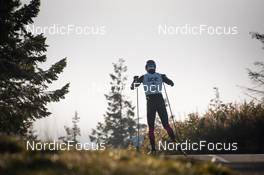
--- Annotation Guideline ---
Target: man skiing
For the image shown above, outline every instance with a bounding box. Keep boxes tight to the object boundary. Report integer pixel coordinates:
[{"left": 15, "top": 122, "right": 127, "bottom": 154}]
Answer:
[{"left": 131, "top": 60, "right": 176, "bottom": 154}]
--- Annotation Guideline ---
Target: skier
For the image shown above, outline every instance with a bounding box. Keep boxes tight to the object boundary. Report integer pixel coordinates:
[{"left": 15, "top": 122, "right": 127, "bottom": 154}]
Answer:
[{"left": 131, "top": 60, "right": 176, "bottom": 154}]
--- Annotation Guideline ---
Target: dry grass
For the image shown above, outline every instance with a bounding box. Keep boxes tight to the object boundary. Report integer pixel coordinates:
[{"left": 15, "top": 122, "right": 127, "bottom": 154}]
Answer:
[
  {"left": 0, "top": 150, "right": 236, "bottom": 175},
  {"left": 0, "top": 136, "right": 237, "bottom": 175}
]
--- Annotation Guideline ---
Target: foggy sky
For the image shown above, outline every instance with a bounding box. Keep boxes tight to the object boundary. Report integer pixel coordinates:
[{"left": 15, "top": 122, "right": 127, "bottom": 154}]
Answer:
[{"left": 21, "top": 0, "right": 264, "bottom": 142}]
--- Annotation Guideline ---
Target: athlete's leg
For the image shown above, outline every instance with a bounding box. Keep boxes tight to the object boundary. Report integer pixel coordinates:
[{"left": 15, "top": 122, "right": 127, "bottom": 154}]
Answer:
[
  {"left": 147, "top": 97, "right": 157, "bottom": 150},
  {"left": 157, "top": 97, "right": 176, "bottom": 141}
]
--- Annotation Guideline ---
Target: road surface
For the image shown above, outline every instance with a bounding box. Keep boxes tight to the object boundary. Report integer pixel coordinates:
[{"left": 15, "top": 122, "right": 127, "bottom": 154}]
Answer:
[{"left": 167, "top": 154, "right": 264, "bottom": 175}]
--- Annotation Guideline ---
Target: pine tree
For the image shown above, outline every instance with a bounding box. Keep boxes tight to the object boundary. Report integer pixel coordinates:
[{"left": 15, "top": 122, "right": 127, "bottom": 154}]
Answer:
[
  {"left": 247, "top": 62, "right": 264, "bottom": 101},
  {"left": 26, "top": 122, "right": 38, "bottom": 141},
  {"left": 246, "top": 32, "right": 264, "bottom": 102},
  {"left": 59, "top": 111, "right": 81, "bottom": 144},
  {"left": 90, "top": 59, "right": 136, "bottom": 148},
  {"left": 209, "top": 87, "right": 223, "bottom": 111},
  {"left": 0, "top": 0, "right": 69, "bottom": 135}
]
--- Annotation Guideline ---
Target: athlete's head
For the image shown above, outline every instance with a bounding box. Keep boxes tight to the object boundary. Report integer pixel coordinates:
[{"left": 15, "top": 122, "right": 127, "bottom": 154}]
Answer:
[{"left": 145, "top": 60, "right": 156, "bottom": 74}]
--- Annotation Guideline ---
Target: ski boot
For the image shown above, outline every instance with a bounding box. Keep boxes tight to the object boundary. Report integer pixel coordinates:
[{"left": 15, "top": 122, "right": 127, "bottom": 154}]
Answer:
[{"left": 147, "top": 148, "right": 157, "bottom": 155}]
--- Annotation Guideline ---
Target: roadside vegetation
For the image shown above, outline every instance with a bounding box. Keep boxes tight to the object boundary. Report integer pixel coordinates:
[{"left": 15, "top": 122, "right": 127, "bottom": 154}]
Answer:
[
  {"left": 0, "top": 136, "right": 236, "bottom": 175},
  {"left": 142, "top": 101, "right": 264, "bottom": 154}
]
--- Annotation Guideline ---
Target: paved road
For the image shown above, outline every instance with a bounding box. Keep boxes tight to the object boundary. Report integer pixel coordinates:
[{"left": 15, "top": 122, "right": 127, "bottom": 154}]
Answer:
[{"left": 168, "top": 154, "right": 264, "bottom": 175}]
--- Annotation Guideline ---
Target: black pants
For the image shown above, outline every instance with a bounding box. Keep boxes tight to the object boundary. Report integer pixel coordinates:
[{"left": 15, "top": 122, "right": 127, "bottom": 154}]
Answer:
[{"left": 146, "top": 93, "right": 175, "bottom": 150}]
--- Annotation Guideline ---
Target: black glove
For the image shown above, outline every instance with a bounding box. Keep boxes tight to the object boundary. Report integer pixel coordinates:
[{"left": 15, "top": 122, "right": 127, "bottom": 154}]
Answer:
[
  {"left": 131, "top": 76, "right": 139, "bottom": 90},
  {"left": 133, "top": 76, "right": 139, "bottom": 80}
]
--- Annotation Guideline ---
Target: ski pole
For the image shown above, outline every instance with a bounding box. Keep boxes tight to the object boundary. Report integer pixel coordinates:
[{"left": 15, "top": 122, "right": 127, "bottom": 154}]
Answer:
[
  {"left": 162, "top": 83, "right": 178, "bottom": 135},
  {"left": 136, "top": 86, "right": 140, "bottom": 152},
  {"left": 163, "top": 83, "right": 187, "bottom": 157}
]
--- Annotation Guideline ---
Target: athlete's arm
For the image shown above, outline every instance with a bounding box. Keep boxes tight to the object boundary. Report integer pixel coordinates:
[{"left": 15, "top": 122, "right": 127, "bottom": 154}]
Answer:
[
  {"left": 161, "top": 74, "right": 174, "bottom": 86},
  {"left": 130, "top": 75, "right": 144, "bottom": 90}
]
